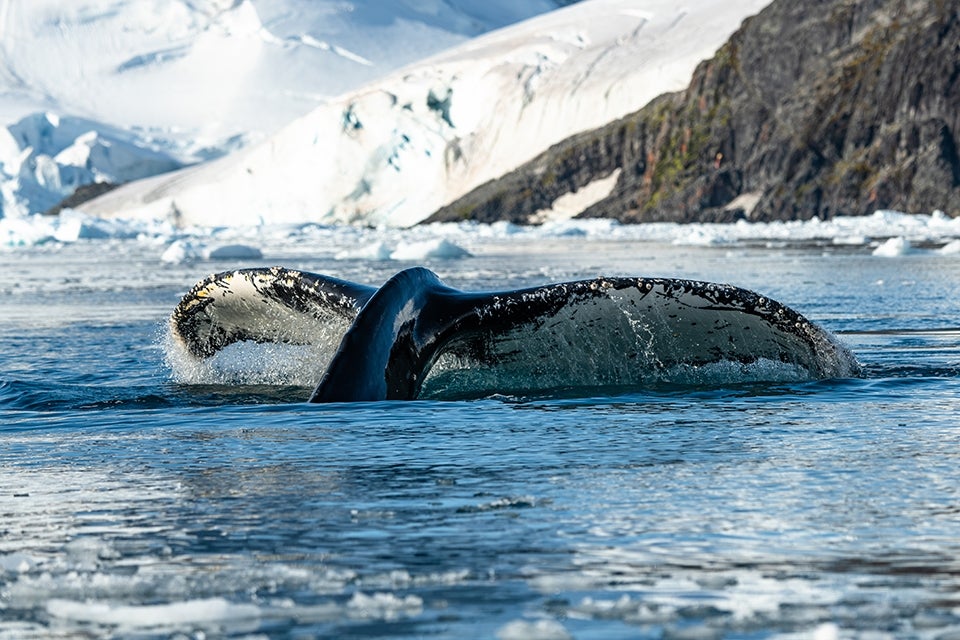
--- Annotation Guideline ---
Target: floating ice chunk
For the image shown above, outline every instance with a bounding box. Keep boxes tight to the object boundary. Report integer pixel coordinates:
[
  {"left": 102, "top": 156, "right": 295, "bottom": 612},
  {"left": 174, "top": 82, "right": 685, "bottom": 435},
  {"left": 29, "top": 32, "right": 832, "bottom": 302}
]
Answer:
[
  {"left": 332, "top": 236, "right": 472, "bottom": 261},
  {"left": 161, "top": 239, "right": 263, "bottom": 263},
  {"left": 46, "top": 597, "right": 260, "bottom": 628},
  {"left": 538, "top": 220, "right": 588, "bottom": 237},
  {"left": 0, "top": 553, "right": 37, "bottom": 574},
  {"left": 389, "top": 238, "right": 470, "bottom": 260},
  {"left": 53, "top": 217, "right": 85, "bottom": 243},
  {"left": 346, "top": 592, "right": 423, "bottom": 620},
  {"left": 10, "top": 206, "right": 960, "bottom": 255},
  {"left": 572, "top": 594, "right": 653, "bottom": 619},
  {"left": 872, "top": 236, "right": 912, "bottom": 257},
  {"left": 497, "top": 618, "right": 572, "bottom": 640},
  {"left": 53, "top": 210, "right": 114, "bottom": 242},
  {"left": 335, "top": 240, "right": 393, "bottom": 260},
  {"left": 672, "top": 227, "right": 729, "bottom": 247},
  {"left": 161, "top": 239, "right": 203, "bottom": 263},
  {"left": 939, "top": 239, "right": 960, "bottom": 255},
  {"left": 64, "top": 537, "right": 119, "bottom": 570},
  {"left": 832, "top": 234, "right": 870, "bottom": 246},
  {"left": 206, "top": 244, "right": 263, "bottom": 260},
  {"left": 541, "top": 218, "right": 619, "bottom": 238},
  {"left": 0, "top": 215, "right": 57, "bottom": 246},
  {"left": 489, "top": 221, "right": 524, "bottom": 236},
  {"left": 813, "top": 623, "right": 840, "bottom": 640},
  {"left": 870, "top": 209, "right": 907, "bottom": 224}
]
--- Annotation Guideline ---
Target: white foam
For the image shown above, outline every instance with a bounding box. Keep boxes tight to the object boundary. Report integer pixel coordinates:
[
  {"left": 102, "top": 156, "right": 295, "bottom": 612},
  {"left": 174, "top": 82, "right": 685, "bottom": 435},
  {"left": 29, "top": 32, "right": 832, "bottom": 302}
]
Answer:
[{"left": 165, "top": 338, "right": 333, "bottom": 388}]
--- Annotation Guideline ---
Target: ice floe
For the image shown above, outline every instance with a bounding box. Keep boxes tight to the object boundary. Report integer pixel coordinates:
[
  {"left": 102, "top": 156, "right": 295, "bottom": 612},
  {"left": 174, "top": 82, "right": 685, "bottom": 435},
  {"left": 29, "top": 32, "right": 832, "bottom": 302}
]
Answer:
[
  {"left": 872, "top": 236, "right": 913, "bottom": 257},
  {"left": 160, "top": 239, "right": 264, "bottom": 264},
  {"left": 497, "top": 618, "right": 572, "bottom": 640},
  {"left": 46, "top": 597, "right": 261, "bottom": 629},
  {"left": 388, "top": 238, "right": 471, "bottom": 261},
  {"left": 3, "top": 208, "right": 959, "bottom": 264}
]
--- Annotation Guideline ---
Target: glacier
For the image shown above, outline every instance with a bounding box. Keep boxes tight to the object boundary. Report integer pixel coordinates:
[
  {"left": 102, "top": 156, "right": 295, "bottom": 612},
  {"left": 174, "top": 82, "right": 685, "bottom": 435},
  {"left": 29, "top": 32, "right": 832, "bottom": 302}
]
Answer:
[
  {"left": 0, "top": 113, "right": 183, "bottom": 218},
  {"left": 0, "top": 0, "right": 574, "bottom": 220}
]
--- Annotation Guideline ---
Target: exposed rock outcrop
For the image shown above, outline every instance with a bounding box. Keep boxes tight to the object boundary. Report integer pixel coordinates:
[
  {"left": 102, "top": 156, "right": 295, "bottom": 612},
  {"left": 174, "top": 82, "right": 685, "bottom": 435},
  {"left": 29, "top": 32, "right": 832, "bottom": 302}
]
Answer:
[
  {"left": 45, "top": 182, "right": 120, "bottom": 216},
  {"left": 428, "top": 0, "right": 959, "bottom": 224}
]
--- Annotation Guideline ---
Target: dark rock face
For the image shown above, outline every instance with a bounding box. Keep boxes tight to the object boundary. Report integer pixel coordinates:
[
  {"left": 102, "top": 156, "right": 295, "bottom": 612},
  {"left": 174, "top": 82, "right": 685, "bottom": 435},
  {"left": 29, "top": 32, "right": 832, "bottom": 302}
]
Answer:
[
  {"left": 44, "top": 182, "right": 120, "bottom": 216},
  {"left": 428, "top": 0, "right": 959, "bottom": 224}
]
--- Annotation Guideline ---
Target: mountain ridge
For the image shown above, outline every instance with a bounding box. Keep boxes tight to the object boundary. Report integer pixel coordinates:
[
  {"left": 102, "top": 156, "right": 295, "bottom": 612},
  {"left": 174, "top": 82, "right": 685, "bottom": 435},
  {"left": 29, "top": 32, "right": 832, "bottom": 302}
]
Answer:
[{"left": 429, "top": 0, "right": 960, "bottom": 224}]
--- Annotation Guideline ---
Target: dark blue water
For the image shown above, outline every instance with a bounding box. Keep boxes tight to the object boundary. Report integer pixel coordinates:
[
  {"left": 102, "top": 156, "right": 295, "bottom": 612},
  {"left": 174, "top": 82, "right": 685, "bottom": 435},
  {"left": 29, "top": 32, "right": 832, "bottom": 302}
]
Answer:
[{"left": 2, "top": 238, "right": 960, "bottom": 638}]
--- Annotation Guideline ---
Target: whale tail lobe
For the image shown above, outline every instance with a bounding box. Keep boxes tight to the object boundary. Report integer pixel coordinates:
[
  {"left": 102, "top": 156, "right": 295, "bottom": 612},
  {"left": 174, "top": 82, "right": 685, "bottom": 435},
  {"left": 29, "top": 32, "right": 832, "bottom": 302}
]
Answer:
[{"left": 168, "top": 267, "right": 861, "bottom": 402}]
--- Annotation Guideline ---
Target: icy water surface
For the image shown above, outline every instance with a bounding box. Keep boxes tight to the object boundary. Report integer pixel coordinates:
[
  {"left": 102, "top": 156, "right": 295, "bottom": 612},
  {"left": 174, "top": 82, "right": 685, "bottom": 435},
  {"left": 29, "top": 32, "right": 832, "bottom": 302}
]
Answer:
[{"left": 2, "top": 231, "right": 960, "bottom": 639}]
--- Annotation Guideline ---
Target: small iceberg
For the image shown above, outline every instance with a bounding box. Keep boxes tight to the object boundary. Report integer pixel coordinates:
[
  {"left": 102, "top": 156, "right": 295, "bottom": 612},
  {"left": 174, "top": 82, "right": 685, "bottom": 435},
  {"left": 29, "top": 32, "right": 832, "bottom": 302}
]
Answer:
[
  {"left": 335, "top": 241, "right": 393, "bottom": 260},
  {"left": 334, "top": 238, "right": 470, "bottom": 261},
  {"left": 161, "top": 239, "right": 263, "bottom": 263},
  {"left": 872, "top": 236, "right": 912, "bottom": 257},
  {"left": 389, "top": 239, "right": 470, "bottom": 260},
  {"left": 205, "top": 244, "right": 264, "bottom": 260},
  {"left": 938, "top": 239, "right": 960, "bottom": 255}
]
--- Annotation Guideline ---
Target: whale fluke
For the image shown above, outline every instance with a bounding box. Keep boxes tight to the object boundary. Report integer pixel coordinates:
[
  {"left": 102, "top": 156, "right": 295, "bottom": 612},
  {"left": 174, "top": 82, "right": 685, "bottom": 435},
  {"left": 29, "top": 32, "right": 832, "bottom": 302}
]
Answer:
[
  {"left": 170, "top": 266, "right": 373, "bottom": 359},
  {"left": 169, "top": 267, "right": 860, "bottom": 402}
]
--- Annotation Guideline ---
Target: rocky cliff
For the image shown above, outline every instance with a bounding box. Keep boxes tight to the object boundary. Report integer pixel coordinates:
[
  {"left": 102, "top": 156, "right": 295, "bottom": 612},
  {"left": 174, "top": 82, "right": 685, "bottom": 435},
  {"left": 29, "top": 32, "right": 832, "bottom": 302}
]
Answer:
[{"left": 428, "top": 0, "right": 960, "bottom": 224}]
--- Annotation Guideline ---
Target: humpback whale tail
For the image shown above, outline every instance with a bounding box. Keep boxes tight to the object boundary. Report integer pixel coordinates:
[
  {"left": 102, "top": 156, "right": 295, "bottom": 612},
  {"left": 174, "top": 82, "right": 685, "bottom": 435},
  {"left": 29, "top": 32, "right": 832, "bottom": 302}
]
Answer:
[{"left": 168, "top": 267, "right": 860, "bottom": 402}]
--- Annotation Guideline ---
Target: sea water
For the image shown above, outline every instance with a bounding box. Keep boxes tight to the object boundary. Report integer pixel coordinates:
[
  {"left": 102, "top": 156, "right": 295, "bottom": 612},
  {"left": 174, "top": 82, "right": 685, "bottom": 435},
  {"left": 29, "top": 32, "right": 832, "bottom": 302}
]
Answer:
[{"left": 2, "top": 219, "right": 960, "bottom": 639}]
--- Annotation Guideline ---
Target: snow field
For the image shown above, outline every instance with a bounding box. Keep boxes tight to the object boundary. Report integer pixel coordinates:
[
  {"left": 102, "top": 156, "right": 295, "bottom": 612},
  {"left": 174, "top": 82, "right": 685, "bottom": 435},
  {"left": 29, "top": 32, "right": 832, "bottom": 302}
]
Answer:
[{"left": 0, "top": 0, "right": 573, "bottom": 220}]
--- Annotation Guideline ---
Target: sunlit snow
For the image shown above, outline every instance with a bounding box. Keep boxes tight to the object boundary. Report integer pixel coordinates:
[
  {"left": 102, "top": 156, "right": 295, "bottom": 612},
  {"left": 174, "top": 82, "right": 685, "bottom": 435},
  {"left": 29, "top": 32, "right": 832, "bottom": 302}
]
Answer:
[
  {"left": 0, "top": 0, "right": 566, "bottom": 137},
  {"left": 0, "top": 0, "right": 574, "bottom": 220}
]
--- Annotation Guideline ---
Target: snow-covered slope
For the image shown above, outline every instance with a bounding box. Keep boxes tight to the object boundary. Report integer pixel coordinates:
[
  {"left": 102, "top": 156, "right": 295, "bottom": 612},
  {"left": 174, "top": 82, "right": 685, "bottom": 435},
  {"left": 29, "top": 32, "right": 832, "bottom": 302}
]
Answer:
[
  {"left": 0, "top": 0, "right": 568, "bottom": 141},
  {"left": 82, "top": 0, "right": 770, "bottom": 228},
  {"left": 0, "top": 0, "right": 571, "bottom": 219}
]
